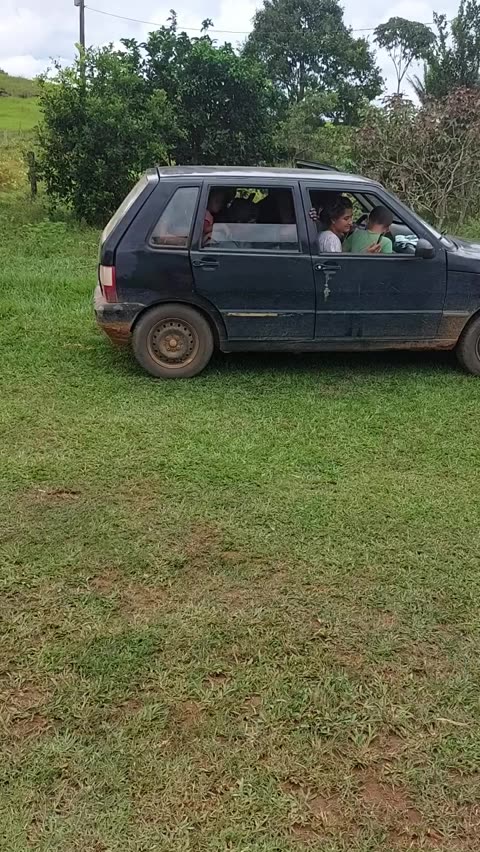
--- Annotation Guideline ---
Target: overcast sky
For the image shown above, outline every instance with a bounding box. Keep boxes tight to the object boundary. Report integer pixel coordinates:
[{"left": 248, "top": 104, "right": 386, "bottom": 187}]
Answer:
[{"left": 1, "top": 0, "right": 459, "bottom": 94}]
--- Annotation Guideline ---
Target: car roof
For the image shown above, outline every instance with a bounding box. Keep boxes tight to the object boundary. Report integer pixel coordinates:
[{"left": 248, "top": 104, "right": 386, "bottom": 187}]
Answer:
[{"left": 156, "top": 165, "right": 375, "bottom": 185}]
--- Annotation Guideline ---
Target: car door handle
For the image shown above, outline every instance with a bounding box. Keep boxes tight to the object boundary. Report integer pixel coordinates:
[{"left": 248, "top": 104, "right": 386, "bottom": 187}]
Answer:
[
  {"left": 193, "top": 258, "right": 219, "bottom": 269},
  {"left": 315, "top": 261, "right": 341, "bottom": 271}
]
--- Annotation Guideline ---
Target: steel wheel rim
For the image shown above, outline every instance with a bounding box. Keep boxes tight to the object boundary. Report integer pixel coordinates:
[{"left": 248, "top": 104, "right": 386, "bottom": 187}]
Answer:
[{"left": 147, "top": 318, "right": 199, "bottom": 369}]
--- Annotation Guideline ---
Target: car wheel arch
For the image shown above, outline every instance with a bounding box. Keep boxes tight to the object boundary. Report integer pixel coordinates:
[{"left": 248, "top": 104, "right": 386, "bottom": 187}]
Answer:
[
  {"left": 131, "top": 298, "right": 226, "bottom": 348},
  {"left": 457, "top": 306, "right": 480, "bottom": 340}
]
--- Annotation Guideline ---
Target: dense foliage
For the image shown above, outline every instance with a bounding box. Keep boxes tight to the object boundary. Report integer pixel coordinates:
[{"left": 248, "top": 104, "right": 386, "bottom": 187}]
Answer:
[
  {"left": 355, "top": 89, "right": 480, "bottom": 230},
  {"left": 143, "top": 20, "right": 280, "bottom": 165},
  {"left": 37, "top": 20, "right": 279, "bottom": 223},
  {"left": 34, "top": 0, "right": 480, "bottom": 227}
]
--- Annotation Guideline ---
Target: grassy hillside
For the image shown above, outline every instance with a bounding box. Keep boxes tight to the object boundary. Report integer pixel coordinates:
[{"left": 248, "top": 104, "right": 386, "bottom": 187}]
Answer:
[{"left": 0, "top": 70, "right": 39, "bottom": 97}]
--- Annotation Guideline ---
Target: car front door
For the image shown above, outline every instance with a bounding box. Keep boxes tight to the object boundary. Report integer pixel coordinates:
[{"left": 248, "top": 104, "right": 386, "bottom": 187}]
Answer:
[
  {"left": 302, "top": 182, "right": 447, "bottom": 343},
  {"left": 190, "top": 181, "right": 315, "bottom": 342}
]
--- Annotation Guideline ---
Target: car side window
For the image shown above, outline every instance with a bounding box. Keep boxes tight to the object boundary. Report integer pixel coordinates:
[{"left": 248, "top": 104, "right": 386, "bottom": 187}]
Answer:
[
  {"left": 150, "top": 187, "right": 199, "bottom": 248},
  {"left": 201, "top": 186, "right": 299, "bottom": 252},
  {"left": 307, "top": 187, "right": 420, "bottom": 257}
]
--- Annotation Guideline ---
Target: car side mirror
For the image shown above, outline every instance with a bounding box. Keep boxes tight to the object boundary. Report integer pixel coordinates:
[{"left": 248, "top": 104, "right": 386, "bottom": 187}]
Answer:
[{"left": 415, "top": 239, "right": 435, "bottom": 259}]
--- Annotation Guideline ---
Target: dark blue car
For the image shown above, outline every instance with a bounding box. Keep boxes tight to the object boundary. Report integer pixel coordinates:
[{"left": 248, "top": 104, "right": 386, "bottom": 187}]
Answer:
[{"left": 94, "top": 165, "right": 480, "bottom": 378}]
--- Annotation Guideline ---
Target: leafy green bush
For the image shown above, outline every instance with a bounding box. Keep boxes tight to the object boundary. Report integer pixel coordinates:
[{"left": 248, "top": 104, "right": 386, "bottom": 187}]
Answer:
[
  {"left": 36, "top": 47, "right": 178, "bottom": 226},
  {"left": 36, "top": 23, "right": 280, "bottom": 225}
]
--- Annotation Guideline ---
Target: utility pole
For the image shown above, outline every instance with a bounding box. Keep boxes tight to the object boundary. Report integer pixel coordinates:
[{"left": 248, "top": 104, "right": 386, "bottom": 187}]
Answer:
[{"left": 74, "top": 0, "right": 85, "bottom": 49}]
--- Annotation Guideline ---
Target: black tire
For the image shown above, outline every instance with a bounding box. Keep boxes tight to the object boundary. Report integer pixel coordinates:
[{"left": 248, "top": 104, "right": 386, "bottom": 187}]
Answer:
[
  {"left": 132, "top": 303, "right": 214, "bottom": 379},
  {"left": 456, "top": 315, "right": 480, "bottom": 376}
]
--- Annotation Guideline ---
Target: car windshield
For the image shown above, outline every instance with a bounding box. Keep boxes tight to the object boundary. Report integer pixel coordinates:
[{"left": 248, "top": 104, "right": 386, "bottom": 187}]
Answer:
[
  {"left": 413, "top": 213, "right": 454, "bottom": 247},
  {"left": 390, "top": 193, "right": 454, "bottom": 248}
]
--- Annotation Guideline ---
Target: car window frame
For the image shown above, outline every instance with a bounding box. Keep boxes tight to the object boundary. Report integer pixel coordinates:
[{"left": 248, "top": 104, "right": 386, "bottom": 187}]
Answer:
[
  {"left": 147, "top": 183, "right": 201, "bottom": 251},
  {"left": 301, "top": 181, "right": 444, "bottom": 260},
  {"left": 191, "top": 179, "right": 307, "bottom": 255}
]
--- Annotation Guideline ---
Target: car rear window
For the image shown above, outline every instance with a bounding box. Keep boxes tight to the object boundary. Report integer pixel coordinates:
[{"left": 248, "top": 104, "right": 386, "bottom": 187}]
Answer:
[
  {"left": 201, "top": 186, "right": 300, "bottom": 252},
  {"left": 101, "top": 174, "right": 149, "bottom": 244},
  {"left": 150, "top": 187, "right": 199, "bottom": 248}
]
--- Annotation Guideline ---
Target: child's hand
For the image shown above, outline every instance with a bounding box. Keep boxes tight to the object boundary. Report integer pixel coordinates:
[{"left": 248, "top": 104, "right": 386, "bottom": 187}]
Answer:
[
  {"left": 309, "top": 208, "right": 319, "bottom": 222},
  {"left": 366, "top": 242, "right": 382, "bottom": 255}
]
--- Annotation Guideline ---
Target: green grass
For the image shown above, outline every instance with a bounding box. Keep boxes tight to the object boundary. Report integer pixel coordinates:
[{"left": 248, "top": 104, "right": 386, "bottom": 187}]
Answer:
[
  {"left": 0, "top": 97, "right": 40, "bottom": 131},
  {"left": 1, "top": 193, "right": 480, "bottom": 852}
]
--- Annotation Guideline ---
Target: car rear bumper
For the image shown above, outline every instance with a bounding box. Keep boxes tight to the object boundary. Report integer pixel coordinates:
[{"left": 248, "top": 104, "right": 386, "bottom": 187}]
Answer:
[{"left": 94, "top": 285, "right": 144, "bottom": 346}]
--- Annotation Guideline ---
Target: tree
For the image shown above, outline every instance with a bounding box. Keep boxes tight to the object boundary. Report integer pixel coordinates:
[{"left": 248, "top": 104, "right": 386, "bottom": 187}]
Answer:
[
  {"left": 143, "top": 21, "right": 280, "bottom": 164},
  {"left": 355, "top": 90, "right": 480, "bottom": 229},
  {"left": 36, "top": 45, "right": 177, "bottom": 224},
  {"left": 244, "top": 0, "right": 382, "bottom": 123},
  {"left": 276, "top": 92, "right": 355, "bottom": 169},
  {"left": 413, "top": 1, "right": 480, "bottom": 99},
  {"left": 374, "top": 17, "right": 435, "bottom": 94},
  {"left": 36, "top": 15, "right": 280, "bottom": 222}
]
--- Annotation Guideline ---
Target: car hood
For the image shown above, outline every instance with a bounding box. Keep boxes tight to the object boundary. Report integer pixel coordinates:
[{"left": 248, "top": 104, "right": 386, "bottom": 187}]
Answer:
[{"left": 447, "top": 236, "right": 480, "bottom": 272}]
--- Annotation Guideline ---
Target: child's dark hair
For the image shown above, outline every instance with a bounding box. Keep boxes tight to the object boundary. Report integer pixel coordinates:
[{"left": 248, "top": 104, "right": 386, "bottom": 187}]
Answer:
[
  {"left": 320, "top": 196, "right": 353, "bottom": 227},
  {"left": 369, "top": 205, "right": 393, "bottom": 228}
]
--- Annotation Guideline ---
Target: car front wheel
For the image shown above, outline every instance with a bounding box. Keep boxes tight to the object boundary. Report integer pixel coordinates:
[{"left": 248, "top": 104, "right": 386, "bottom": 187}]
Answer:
[
  {"left": 132, "top": 303, "right": 214, "bottom": 379},
  {"left": 456, "top": 314, "right": 480, "bottom": 376}
]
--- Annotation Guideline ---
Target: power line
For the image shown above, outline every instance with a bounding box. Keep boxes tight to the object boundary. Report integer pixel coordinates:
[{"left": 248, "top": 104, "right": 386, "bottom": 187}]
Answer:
[{"left": 85, "top": 4, "right": 441, "bottom": 36}]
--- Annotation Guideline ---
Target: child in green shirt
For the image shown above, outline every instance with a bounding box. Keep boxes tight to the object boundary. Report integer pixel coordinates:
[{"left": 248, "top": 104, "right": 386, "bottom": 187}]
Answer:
[{"left": 343, "top": 206, "right": 394, "bottom": 255}]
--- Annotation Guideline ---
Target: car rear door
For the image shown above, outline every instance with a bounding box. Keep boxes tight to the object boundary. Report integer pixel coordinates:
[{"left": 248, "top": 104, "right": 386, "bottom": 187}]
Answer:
[{"left": 190, "top": 180, "right": 315, "bottom": 342}]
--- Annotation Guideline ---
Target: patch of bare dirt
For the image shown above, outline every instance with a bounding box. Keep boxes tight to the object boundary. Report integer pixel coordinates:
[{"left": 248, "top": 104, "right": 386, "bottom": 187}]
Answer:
[
  {"left": 118, "top": 697, "right": 143, "bottom": 714},
  {"left": 121, "top": 585, "right": 168, "bottom": 621},
  {"left": 281, "top": 780, "right": 304, "bottom": 796},
  {"left": 243, "top": 694, "right": 262, "bottom": 714},
  {"left": 333, "top": 648, "right": 366, "bottom": 669},
  {"left": 290, "top": 823, "right": 322, "bottom": 843},
  {"left": 185, "top": 522, "right": 221, "bottom": 566},
  {"left": 308, "top": 793, "right": 342, "bottom": 827},
  {"left": 33, "top": 487, "right": 81, "bottom": 502},
  {"left": 2, "top": 682, "right": 49, "bottom": 713},
  {"left": 1, "top": 681, "right": 53, "bottom": 740},
  {"left": 11, "top": 713, "right": 52, "bottom": 739},
  {"left": 282, "top": 781, "right": 341, "bottom": 829},
  {"left": 359, "top": 772, "right": 423, "bottom": 830},
  {"left": 90, "top": 568, "right": 121, "bottom": 595},
  {"left": 448, "top": 769, "right": 480, "bottom": 785},
  {"left": 377, "top": 612, "right": 399, "bottom": 629},
  {"left": 363, "top": 732, "right": 406, "bottom": 766},
  {"left": 204, "top": 673, "right": 229, "bottom": 688},
  {"left": 174, "top": 700, "right": 203, "bottom": 727},
  {"left": 90, "top": 569, "right": 168, "bottom": 622}
]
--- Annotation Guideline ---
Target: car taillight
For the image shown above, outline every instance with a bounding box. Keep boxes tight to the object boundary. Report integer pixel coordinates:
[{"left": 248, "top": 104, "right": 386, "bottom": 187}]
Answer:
[{"left": 99, "top": 265, "right": 117, "bottom": 303}]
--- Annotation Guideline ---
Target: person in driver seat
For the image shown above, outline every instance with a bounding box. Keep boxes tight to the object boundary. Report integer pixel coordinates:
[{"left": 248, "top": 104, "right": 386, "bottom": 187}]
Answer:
[{"left": 343, "top": 205, "right": 393, "bottom": 255}]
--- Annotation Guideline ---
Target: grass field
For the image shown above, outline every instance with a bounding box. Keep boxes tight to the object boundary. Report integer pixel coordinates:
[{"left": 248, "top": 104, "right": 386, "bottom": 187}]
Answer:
[
  {"left": 0, "top": 72, "right": 39, "bottom": 132},
  {"left": 0, "top": 97, "right": 40, "bottom": 131},
  {"left": 1, "top": 192, "right": 480, "bottom": 852}
]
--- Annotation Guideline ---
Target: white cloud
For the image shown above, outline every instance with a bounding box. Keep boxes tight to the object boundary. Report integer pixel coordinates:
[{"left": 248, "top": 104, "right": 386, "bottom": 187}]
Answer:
[
  {"left": 1, "top": 55, "right": 51, "bottom": 79},
  {"left": 0, "top": 0, "right": 458, "bottom": 97}
]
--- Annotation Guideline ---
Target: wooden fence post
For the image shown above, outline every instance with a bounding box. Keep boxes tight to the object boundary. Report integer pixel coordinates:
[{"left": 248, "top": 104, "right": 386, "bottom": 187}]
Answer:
[{"left": 26, "top": 151, "right": 38, "bottom": 199}]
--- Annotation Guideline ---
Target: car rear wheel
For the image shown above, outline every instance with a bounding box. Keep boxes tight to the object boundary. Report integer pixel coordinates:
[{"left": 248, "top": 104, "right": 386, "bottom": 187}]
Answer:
[
  {"left": 132, "top": 304, "right": 214, "bottom": 378},
  {"left": 456, "top": 315, "right": 480, "bottom": 376}
]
